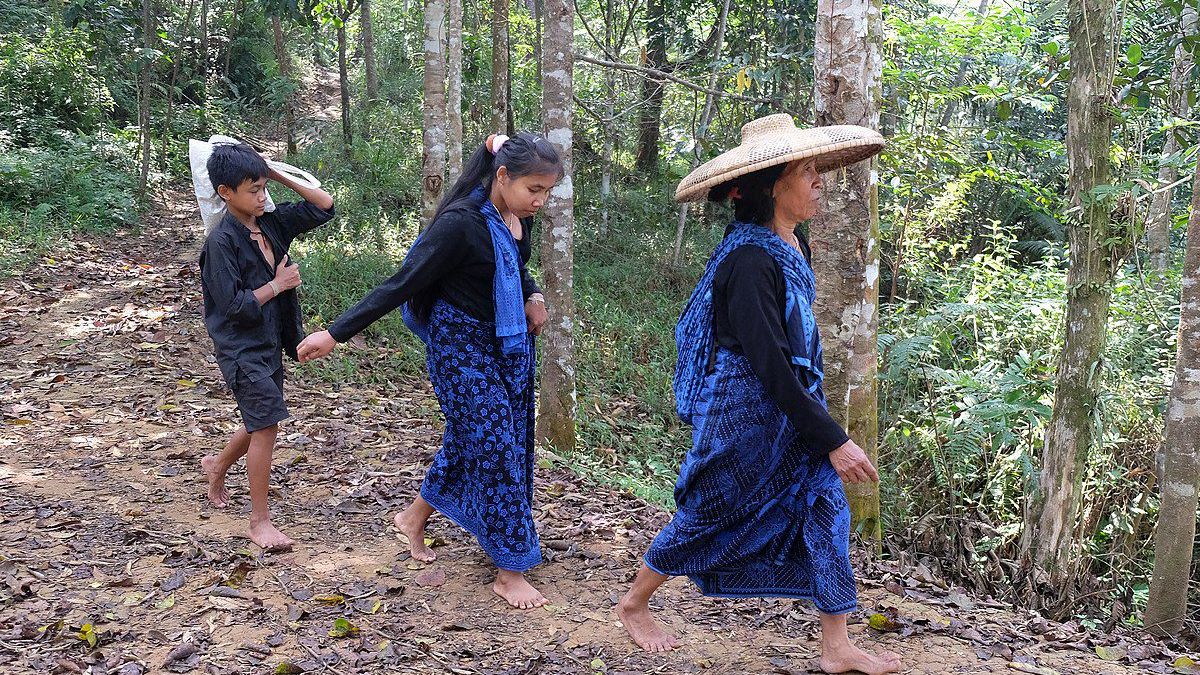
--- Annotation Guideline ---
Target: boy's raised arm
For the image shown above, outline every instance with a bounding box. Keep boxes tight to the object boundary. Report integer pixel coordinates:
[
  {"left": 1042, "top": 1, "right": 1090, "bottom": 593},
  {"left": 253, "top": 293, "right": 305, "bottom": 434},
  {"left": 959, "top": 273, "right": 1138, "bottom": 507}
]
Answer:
[{"left": 269, "top": 165, "right": 334, "bottom": 211}]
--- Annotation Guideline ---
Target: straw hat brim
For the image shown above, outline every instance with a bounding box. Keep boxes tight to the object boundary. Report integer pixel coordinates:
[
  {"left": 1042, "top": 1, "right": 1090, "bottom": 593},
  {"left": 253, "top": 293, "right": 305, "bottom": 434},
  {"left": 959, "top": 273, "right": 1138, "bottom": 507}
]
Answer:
[{"left": 674, "top": 125, "right": 885, "bottom": 203}]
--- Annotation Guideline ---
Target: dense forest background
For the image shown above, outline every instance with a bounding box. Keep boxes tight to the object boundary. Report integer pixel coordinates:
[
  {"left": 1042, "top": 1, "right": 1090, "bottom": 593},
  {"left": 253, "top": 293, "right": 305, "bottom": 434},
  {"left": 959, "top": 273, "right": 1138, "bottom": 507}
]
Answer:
[{"left": 1, "top": 0, "right": 1196, "bottom": 643}]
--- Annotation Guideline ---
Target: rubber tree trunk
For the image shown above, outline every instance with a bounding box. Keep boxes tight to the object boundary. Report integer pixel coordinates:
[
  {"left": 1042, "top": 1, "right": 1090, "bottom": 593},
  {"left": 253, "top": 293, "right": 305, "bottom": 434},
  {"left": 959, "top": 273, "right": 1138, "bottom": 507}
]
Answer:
[
  {"left": 537, "top": 0, "right": 576, "bottom": 453},
  {"left": 337, "top": 16, "right": 353, "bottom": 147},
  {"left": 491, "top": 0, "right": 510, "bottom": 133},
  {"left": 633, "top": 0, "right": 666, "bottom": 173},
  {"left": 1020, "top": 0, "right": 1120, "bottom": 604},
  {"left": 1146, "top": 5, "right": 1197, "bottom": 273},
  {"left": 272, "top": 15, "right": 298, "bottom": 156},
  {"left": 811, "top": 0, "right": 884, "bottom": 543},
  {"left": 422, "top": 0, "right": 449, "bottom": 226},
  {"left": 447, "top": 0, "right": 464, "bottom": 184}
]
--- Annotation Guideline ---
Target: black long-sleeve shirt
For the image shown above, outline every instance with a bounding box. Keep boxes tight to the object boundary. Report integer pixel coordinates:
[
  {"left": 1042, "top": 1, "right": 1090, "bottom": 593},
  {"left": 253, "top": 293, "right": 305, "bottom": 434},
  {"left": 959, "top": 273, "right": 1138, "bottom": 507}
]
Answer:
[
  {"left": 328, "top": 202, "right": 541, "bottom": 342},
  {"left": 200, "top": 201, "right": 336, "bottom": 384},
  {"left": 712, "top": 243, "right": 850, "bottom": 454}
]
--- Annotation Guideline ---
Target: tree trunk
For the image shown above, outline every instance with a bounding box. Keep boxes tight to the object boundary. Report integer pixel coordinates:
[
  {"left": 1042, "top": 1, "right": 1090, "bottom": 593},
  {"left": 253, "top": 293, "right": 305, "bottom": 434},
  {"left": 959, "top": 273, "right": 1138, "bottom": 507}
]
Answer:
[
  {"left": 1020, "top": 0, "right": 1119, "bottom": 600},
  {"left": 537, "top": 0, "right": 576, "bottom": 453},
  {"left": 422, "top": 0, "right": 449, "bottom": 225},
  {"left": 1144, "top": 159, "right": 1200, "bottom": 636},
  {"left": 599, "top": 0, "right": 615, "bottom": 237},
  {"left": 159, "top": 0, "right": 196, "bottom": 171},
  {"left": 200, "top": 0, "right": 209, "bottom": 132},
  {"left": 634, "top": 0, "right": 667, "bottom": 173},
  {"left": 272, "top": 15, "right": 298, "bottom": 156},
  {"left": 337, "top": 18, "right": 353, "bottom": 147},
  {"left": 811, "top": 0, "right": 884, "bottom": 543},
  {"left": 670, "top": 0, "right": 731, "bottom": 266},
  {"left": 362, "top": 0, "right": 378, "bottom": 102},
  {"left": 447, "top": 0, "right": 464, "bottom": 183},
  {"left": 938, "top": 0, "right": 990, "bottom": 128},
  {"left": 138, "top": 0, "right": 154, "bottom": 200},
  {"left": 534, "top": 0, "right": 543, "bottom": 84},
  {"left": 491, "top": 0, "right": 510, "bottom": 133},
  {"left": 1146, "top": 5, "right": 1197, "bottom": 273},
  {"left": 224, "top": 0, "right": 243, "bottom": 79}
]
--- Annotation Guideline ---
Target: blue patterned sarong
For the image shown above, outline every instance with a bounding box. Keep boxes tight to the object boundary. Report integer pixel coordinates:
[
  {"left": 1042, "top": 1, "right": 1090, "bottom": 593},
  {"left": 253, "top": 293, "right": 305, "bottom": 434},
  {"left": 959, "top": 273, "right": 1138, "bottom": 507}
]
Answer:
[
  {"left": 419, "top": 300, "right": 541, "bottom": 571},
  {"left": 645, "top": 222, "right": 857, "bottom": 615}
]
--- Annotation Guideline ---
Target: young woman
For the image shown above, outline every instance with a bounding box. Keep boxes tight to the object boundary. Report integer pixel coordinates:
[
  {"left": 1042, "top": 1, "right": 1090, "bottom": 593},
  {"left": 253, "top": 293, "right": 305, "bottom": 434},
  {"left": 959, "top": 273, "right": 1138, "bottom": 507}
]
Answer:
[
  {"left": 297, "top": 133, "right": 562, "bottom": 609},
  {"left": 617, "top": 115, "right": 902, "bottom": 674}
]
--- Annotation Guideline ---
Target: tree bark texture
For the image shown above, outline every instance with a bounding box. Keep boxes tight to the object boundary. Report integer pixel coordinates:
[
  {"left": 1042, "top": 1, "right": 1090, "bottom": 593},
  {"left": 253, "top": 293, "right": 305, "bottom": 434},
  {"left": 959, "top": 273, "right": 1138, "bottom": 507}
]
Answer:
[
  {"left": 1144, "top": 159, "right": 1200, "bottom": 636},
  {"left": 537, "top": 0, "right": 576, "bottom": 453},
  {"left": 447, "top": 0, "right": 464, "bottom": 183},
  {"left": 422, "top": 0, "right": 449, "bottom": 225},
  {"left": 1146, "top": 6, "right": 1197, "bottom": 273},
  {"left": 1020, "top": 0, "right": 1119, "bottom": 597},
  {"left": 811, "top": 0, "right": 884, "bottom": 542}
]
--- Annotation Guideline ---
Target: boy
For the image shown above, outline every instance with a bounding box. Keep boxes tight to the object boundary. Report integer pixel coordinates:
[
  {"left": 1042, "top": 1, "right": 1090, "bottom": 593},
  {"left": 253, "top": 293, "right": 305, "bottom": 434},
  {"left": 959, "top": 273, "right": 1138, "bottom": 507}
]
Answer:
[{"left": 198, "top": 143, "right": 334, "bottom": 551}]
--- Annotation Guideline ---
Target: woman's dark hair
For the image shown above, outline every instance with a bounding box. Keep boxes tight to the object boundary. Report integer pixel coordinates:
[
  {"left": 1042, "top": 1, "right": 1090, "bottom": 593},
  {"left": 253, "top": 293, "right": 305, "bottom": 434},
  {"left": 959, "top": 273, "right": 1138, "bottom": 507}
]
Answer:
[
  {"left": 707, "top": 162, "right": 788, "bottom": 225},
  {"left": 431, "top": 132, "right": 564, "bottom": 223},
  {"left": 208, "top": 142, "right": 269, "bottom": 195}
]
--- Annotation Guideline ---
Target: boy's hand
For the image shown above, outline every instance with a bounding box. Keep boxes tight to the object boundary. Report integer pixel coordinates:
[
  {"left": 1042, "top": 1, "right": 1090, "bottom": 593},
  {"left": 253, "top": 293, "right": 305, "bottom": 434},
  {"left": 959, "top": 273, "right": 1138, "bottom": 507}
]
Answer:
[
  {"left": 297, "top": 330, "right": 338, "bottom": 362},
  {"left": 274, "top": 255, "right": 301, "bottom": 292},
  {"left": 525, "top": 294, "right": 548, "bottom": 336}
]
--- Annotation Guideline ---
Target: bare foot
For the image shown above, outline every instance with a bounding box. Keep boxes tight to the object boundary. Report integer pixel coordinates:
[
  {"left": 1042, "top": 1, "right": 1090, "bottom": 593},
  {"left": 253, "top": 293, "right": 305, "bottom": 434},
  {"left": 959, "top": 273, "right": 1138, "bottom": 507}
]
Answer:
[
  {"left": 820, "top": 642, "right": 902, "bottom": 674},
  {"left": 392, "top": 509, "right": 436, "bottom": 562},
  {"left": 616, "top": 593, "right": 680, "bottom": 652},
  {"left": 247, "top": 518, "right": 294, "bottom": 552},
  {"left": 201, "top": 455, "right": 230, "bottom": 508},
  {"left": 492, "top": 570, "right": 547, "bottom": 609}
]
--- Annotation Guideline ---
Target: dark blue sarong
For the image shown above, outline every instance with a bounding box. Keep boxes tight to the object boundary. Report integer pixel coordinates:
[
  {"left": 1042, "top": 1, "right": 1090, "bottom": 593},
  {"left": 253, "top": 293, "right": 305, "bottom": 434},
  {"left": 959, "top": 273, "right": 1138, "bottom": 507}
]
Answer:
[
  {"left": 645, "top": 222, "right": 858, "bottom": 615},
  {"left": 419, "top": 300, "right": 541, "bottom": 572}
]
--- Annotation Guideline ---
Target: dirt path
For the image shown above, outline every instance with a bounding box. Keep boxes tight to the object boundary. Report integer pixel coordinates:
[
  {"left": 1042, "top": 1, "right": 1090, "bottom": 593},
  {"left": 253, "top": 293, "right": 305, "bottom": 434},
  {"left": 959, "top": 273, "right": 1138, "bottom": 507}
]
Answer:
[{"left": 0, "top": 88, "right": 1172, "bottom": 675}]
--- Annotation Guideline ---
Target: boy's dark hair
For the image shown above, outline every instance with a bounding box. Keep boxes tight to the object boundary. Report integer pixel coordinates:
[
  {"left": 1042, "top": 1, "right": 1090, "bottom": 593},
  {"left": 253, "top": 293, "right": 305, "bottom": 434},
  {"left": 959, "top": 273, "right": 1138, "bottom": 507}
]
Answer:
[
  {"left": 431, "top": 132, "right": 563, "bottom": 223},
  {"left": 208, "top": 142, "right": 269, "bottom": 196},
  {"left": 708, "top": 163, "right": 789, "bottom": 225}
]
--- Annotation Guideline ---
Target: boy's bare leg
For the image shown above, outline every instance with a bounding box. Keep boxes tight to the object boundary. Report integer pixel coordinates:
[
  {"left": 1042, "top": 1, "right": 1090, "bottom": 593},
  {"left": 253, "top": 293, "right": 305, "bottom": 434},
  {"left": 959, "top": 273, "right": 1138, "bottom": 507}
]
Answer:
[
  {"left": 244, "top": 424, "right": 293, "bottom": 551},
  {"left": 493, "top": 569, "right": 548, "bottom": 609},
  {"left": 819, "top": 612, "right": 902, "bottom": 674},
  {"left": 201, "top": 428, "right": 251, "bottom": 508},
  {"left": 392, "top": 495, "right": 437, "bottom": 562},
  {"left": 617, "top": 563, "right": 679, "bottom": 652}
]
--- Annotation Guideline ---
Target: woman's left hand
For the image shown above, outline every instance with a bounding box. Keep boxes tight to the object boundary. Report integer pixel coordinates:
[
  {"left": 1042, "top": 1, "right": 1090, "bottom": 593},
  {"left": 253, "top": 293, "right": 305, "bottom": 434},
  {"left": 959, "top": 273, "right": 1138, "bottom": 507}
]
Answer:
[{"left": 525, "top": 294, "right": 548, "bottom": 336}]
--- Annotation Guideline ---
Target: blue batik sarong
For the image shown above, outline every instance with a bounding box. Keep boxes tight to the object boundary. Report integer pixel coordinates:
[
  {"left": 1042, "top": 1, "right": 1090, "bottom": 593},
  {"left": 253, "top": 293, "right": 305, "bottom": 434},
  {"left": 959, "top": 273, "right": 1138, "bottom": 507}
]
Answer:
[
  {"left": 419, "top": 300, "right": 541, "bottom": 571},
  {"left": 644, "top": 222, "right": 858, "bottom": 615}
]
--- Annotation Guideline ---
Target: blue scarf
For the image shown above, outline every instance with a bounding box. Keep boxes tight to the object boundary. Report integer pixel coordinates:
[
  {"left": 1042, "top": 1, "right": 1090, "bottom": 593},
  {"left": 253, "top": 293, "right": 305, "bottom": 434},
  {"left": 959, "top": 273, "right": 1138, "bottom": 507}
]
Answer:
[
  {"left": 402, "top": 187, "right": 528, "bottom": 356},
  {"left": 674, "top": 221, "right": 825, "bottom": 424}
]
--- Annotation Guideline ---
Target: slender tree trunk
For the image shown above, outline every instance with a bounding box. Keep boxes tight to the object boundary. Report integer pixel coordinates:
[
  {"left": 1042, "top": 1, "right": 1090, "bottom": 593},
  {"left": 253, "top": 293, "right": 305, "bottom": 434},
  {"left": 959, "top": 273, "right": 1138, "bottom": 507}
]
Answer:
[
  {"left": 362, "top": 0, "right": 378, "bottom": 102},
  {"left": 491, "top": 0, "right": 510, "bottom": 133},
  {"left": 1146, "top": 5, "right": 1197, "bottom": 273},
  {"left": 938, "top": 0, "right": 990, "bottom": 128},
  {"left": 534, "top": 0, "right": 543, "bottom": 85},
  {"left": 599, "top": 0, "right": 615, "bottom": 237},
  {"left": 670, "top": 0, "right": 731, "bottom": 265},
  {"left": 337, "top": 17, "right": 353, "bottom": 147},
  {"left": 272, "top": 15, "right": 298, "bottom": 156},
  {"left": 225, "top": 0, "right": 244, "bottom": 79},
  {"left": 811, "top": 0, "right": 884, "bottom": 543},
  {"left": 422, "top": 0, "right": 449, "bottom": 225},
  {"left": 634, "top": 0, "right": 667, "bottom": 173},
  {"left": 1020, "top": 0, "right": 1120, "bottom": 602},
  {"left": 537, "top": 0, "right": 576, "bottom": 452},
  {"left": 447, "top": 0, "right": 464, "bottom": 183},
  {"left": 1144, "top": 158, "right": 1200, "bottom": 636},
  {"left": 159, "top": 0, "right": 196, "bottom": 171},
  {"left": 138, "top": 0, "right": 154, "bottom": 199},
  {"left": 200, "top": 0, "right": 209, "bottom": 132}
]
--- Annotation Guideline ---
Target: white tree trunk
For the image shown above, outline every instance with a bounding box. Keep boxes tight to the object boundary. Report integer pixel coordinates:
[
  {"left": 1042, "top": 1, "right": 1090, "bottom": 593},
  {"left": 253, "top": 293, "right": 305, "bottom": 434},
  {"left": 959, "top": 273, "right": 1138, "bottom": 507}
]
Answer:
[
  {"left": 447, "top": 0, "right": 464, "bottom": 184},
  {"left": 422, "top": 0, "right": 448, "bottom": 225},
  {"left": 811, "top": 0, "right": 884, "bottom": 541},
  {"left": 1144, "top": 159, "right": 1200, "bottom": 636},
  {"left": 537, "top": 0, "right": 576, "bottom": 452},
  {"left": 491, "top": 0, "right": 510, "bottom": 133}
]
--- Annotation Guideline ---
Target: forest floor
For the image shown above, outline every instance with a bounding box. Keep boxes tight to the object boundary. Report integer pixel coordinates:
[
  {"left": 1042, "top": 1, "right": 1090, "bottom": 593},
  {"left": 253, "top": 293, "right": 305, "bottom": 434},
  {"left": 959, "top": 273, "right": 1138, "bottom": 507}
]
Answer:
[{"left": 0, "top": 70, "right": 1188, "bottom": 675}]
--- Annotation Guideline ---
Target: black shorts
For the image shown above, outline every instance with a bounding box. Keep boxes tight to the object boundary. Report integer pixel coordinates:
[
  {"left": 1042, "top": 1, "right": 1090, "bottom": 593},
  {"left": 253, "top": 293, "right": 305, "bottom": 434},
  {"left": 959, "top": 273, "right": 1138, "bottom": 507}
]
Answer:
[{"left": 230, "top": 367, "right": 289, "bottom": 432}]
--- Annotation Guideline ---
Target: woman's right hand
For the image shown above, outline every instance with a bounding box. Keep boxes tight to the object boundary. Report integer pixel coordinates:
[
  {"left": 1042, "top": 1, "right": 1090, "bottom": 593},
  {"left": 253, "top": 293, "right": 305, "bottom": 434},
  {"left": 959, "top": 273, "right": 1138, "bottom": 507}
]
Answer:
[
  {"left": 829, "top": 439, "right": 880, "bottom": 484},
  {"left": 297, "top": 330, "right": 338, "bottom": 362}
]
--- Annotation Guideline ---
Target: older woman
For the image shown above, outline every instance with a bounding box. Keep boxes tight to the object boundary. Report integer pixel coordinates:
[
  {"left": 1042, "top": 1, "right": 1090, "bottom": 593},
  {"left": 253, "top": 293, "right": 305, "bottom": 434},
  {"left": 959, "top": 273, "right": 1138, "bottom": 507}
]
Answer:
[{"left": 617, "top": 115, "right": 901, "bottom": 675}]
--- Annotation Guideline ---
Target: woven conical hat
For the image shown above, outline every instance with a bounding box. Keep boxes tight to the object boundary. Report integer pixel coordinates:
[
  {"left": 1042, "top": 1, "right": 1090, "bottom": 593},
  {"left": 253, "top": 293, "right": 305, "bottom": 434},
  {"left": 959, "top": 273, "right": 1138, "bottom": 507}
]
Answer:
[{"left": 675, "top": 114, "right": 886, "bottom": 203}]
